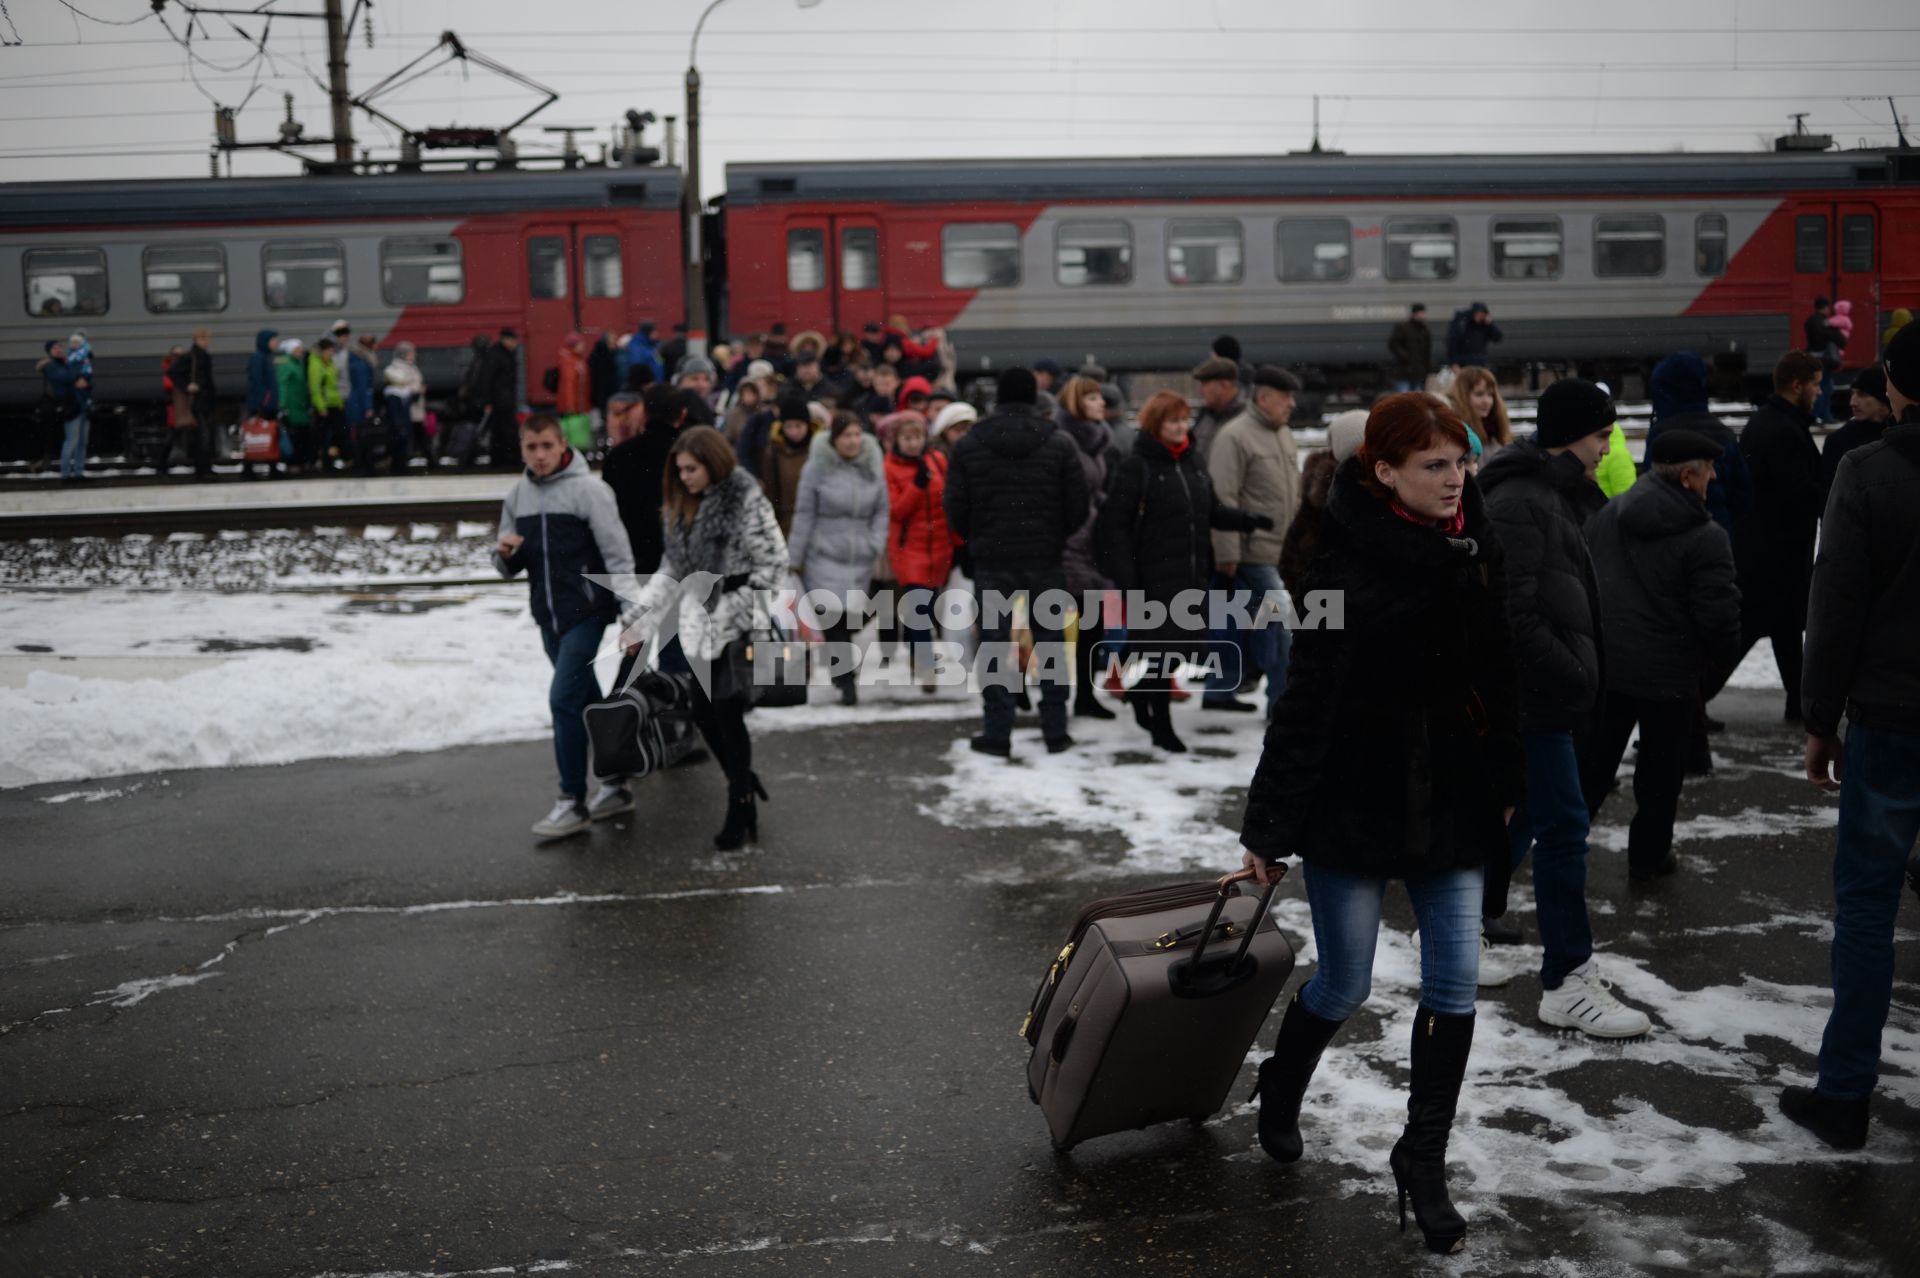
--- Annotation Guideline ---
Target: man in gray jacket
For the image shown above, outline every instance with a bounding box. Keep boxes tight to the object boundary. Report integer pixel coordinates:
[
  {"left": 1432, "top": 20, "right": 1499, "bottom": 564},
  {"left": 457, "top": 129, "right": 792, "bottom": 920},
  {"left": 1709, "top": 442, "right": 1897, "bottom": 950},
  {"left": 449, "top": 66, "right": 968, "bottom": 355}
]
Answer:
[
  {"left": 1579, "top": 429, "right": 1742, "bottom": 880},
  {"left": 1204, "top": 365, "right": 1302, "bottom": 714}
]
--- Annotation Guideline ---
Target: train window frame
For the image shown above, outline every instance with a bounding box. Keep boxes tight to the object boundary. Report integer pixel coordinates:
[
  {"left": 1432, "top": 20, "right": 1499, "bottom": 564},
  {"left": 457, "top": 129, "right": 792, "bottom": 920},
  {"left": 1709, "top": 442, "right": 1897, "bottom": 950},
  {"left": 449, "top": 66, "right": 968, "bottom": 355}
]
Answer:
[
  {"left": 527, "top": 236, "right": 568, "bottom": 300},
  {"left": 1382, "top": 216, "right": 1458, "bottom": 283},
  {"left": 380, "top": 236, "right": 465, "bottom": 307},
  {"left": 1593, "top": 214, "right": 1667, "bottom": 279},
  {"left": 582, "top": 235, "right": 624, "bottom": 298},
  {"left": 940, "top": 222, "right": 1021, "bottom": 289},
  {"left": 142, "top": 243, "right": 229, "bottom": 314},
  {"left": 1794, "top": 215, "right": 1828, "bottom": 273},
  {"left": 841, "top": 227, "right": 880, "bottom": 291},
  {"left": 262, "top": 238, "right": 348, "bottom": 310},
  {"left": 1694, "top": 213, "right": 1729, "bottom": 277},
  {"left": 1274, "top": 218, "right": 1354, "bottom": 284},
  {"left": 1055, "top": 219, "right": 1133, "bottom": 288},
  {"left": 1488, "top": 216, "right": 1563, "bottom": 281},
  {"left": 1166, "top": 219, "right": 1244, "bottom": 287},
  {"left": 786, "top": 228, "right": 826, "bottom": 293},
  {"left": 1840, "top": 214, "right": 1874, "bottom": 273},
  {"left": 22, "top": 247, "right": 109, "bottom": 319}
]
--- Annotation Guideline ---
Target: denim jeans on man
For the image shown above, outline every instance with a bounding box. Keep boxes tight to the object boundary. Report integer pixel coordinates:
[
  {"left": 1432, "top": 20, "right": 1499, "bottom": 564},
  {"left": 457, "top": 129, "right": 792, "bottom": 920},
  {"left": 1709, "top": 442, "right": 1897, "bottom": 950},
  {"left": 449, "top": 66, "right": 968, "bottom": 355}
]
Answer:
[
  {"left": 1506, "top": 729, "right": 1594, "bottom": 989},
  {"left": 1299, "top": 861, "right": 1483, "bottom": 1020},
  {"left": 973, "top": 567, "right": 1069, "bottom": 743},
  {"left": 1816, "top": 724, "right": 1920, "bottom": 1099},
  {"left": 539, "top": 620, "right": 607, "bottom": 800},
  {"left": 1204, "top": 563, "right": 1291, "bottom": 711},
  {"left": 60, "top": 411, "right": 89, "bottom": 479}
]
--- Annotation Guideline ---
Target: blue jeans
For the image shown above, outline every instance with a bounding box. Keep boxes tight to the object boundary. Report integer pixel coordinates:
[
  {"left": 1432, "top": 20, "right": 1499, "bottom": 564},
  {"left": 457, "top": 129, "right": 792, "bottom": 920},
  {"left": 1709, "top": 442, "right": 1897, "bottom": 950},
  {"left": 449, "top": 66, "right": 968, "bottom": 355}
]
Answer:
[
  {"left": 539, "top": 620, "right": 607, "bottom": 800},
  {"left": 1299, "top": 861, "right": 1484, "bottom": 1019},
  {"left": 60, "top": 411, "right": 88, "bottom": 478},
  {"left": 973, "top": 567, "right": 1069, "bottom": 742},
  {"left": 1817, "top": 724, "right": 1920, "bottom": 1099},
  {"left": 1507, "top": 729, "right": 1594, "bottom": 989},
  {"left": 1204, "top": 563, "right": 1290, "bottom": 711}
]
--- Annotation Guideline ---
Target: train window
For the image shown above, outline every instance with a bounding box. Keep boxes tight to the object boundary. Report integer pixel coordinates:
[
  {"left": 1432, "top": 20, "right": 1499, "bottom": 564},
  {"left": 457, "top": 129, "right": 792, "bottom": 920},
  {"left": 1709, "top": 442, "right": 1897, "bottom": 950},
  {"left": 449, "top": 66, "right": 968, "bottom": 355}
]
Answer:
[
  {"left": 583, "top": 236, "right": 623, "bottom": 298},
  {"left": 527, "top": 237, "right": 567, "bottom": 300},
  {"left": 1275, "top": 219, "right": 1352, "bottom": 283},
  {"left": 1167, "top": 220, "right": 1243, "bottom": 286},
  {"left": 1793, "top": 216, "right": 1827, "bottom": 272},
  {"left": 22, "top": 247, "right": 108, "bottom": 318},
  {"left": 143, "top": 244, "right": 227, "bottom": 313},
  {"left": 1841, "top": 215, "right": 1874, "bottom": 272},
  {"left": 1056, "top": 220, "right": 1132, "bottom": 287},
  {"left": 1694, "top": 214, "right": 1729, "bottom": 277},
  {"left": 381, "top": 237, "right": 464, "bottom": 306},
  {"left": 1489, "top": 217, "right": 1562, "bottom": 280},
  {"left": 787, "top": 228, "right": 825, "bottom": 292},
  {"left": 941, "top": 223, "right": 1021, "bottom": 289},
  {"left": 263, "top": 240, "right": 346, "bottom": 309},
  {"left": 1382, "top": 217, "right": 1456, "bottom": 282},
  {"left": 841, "top": 228, "right": 880, "bottom": 291},
  {"left": 1593, "top": 215, "right": 1666, "bottom": 278}
]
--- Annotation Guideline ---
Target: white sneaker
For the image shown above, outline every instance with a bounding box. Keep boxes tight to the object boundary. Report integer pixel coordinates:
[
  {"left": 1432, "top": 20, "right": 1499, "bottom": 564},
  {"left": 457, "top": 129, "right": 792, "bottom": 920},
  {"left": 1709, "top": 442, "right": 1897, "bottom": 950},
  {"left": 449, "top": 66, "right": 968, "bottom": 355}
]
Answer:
[
  {"left": 587, "top": 782, "right": 634, "bottom": 821},
  {"left": 531, "top": 796, "right": 590, "bottom": 839},
  {"left": 1477, "top": 929, "right": 1520, "bottom": 988},
  {"left": 1537, "top": 960, "right": 1653, "bottom": 1038}
]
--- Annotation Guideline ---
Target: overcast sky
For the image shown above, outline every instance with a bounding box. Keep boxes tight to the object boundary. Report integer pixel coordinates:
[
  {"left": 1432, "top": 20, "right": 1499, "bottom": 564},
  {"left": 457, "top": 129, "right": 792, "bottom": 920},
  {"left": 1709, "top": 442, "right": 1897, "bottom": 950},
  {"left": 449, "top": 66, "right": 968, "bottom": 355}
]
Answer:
[{"left": 3, "top": 0, "right": 1915, "bottom": 196}]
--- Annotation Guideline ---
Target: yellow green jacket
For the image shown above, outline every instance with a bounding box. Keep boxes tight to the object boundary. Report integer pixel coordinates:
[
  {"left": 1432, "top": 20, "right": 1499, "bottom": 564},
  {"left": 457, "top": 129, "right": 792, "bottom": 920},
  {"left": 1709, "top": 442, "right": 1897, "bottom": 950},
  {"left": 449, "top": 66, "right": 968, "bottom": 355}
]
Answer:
[
  {"left": 307, "top": 351, "right": 343, "bottom": 412},
  {"left": 1596, "top": 421, "right": 1636, "bottom": 499}
]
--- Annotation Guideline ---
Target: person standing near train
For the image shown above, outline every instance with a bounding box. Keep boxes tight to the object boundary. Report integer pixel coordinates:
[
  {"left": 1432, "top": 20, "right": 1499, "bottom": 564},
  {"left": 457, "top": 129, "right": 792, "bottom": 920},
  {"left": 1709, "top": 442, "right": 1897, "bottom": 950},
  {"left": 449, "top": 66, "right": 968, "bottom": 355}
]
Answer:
[
  {"left": 307, "top": 336, "right": 345, "bottom": 472},
  {"left": 1388, "top": 303, "right": 1433, "bottom": 392},
  {"left": 168, "top": 328, "right": 217, "bottom": 481},
  {"left": 275, "top": 339, "right": 312, "bottom": 472},
  {"left": 39, "top": 340, "right": 89, "bottom": 482},
  {"left": 1445, "top": 302, "right": 1503, "bottom": 370},
  {"left": 483, "top": 329, "right": 523, "bottom": 468}
]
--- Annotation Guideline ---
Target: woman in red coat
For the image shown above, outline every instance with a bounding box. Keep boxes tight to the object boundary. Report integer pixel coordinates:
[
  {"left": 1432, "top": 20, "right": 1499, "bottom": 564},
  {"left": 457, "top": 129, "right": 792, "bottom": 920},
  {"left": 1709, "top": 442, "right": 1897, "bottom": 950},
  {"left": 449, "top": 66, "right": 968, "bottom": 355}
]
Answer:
[{"left": 884, "top": 413, "right": 956, "bottom": 691}]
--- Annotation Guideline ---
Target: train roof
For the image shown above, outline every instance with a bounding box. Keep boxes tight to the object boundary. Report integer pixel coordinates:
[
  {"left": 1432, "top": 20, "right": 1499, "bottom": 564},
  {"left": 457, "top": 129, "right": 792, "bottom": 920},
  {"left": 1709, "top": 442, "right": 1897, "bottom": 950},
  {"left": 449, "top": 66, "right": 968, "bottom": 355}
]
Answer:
[
  {"left": 0, "top": 166, "right": 683, "bottom": 229},
  {"left": 726, "top": 149, "right": 1919, "bottom": 205}
]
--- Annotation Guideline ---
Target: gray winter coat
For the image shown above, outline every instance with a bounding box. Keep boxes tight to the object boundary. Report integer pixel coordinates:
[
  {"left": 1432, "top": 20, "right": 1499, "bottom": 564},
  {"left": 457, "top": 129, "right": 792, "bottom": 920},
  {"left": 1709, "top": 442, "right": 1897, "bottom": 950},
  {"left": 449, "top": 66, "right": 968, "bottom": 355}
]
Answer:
[{"left": 788, "top": 430, "right": 888, "bottom": 599}]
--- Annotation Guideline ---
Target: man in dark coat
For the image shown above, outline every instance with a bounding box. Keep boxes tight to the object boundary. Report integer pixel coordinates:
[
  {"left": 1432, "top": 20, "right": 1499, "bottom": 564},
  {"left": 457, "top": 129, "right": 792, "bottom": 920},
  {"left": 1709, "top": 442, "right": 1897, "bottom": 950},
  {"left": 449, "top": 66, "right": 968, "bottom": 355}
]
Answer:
[
  {"left": 1445, "top": 301, "right": 1502, "bottom": 368},
  {"left": 1480, "top": 378, "right": 1652, "bottom": 1038},
  {"left": 1645, "top": 352, "right": 1751, "bottom": 537},
  {"left": 1820, "top": 366, "right": 1895, "bottom": 490},
  {"left": 1580, "top": 429, "right": 1743, "bottom": 880},
  {"left": 1781, "top": 321, "right": 1920, "bottom": 1150},
  {"left": 943, "top": 366, "right": 1089, "bottom": 757},
  {"left": 1387, "top": 303, "right": 1432, "bottom": 391},
  {"left": 483, "top": 328, "right": 522, "bottom": 469},
  {"left": 1727, "top": 350, "right": 1825, "bottom": 722}
]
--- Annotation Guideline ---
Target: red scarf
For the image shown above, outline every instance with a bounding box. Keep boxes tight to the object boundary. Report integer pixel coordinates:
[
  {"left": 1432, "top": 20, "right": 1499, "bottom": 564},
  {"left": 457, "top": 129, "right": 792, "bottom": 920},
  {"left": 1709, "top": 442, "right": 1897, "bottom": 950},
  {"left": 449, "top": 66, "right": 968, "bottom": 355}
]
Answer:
[
  {"left": 1165, "top": 434, "right": 1192, "bottom": 460},
  {"left": 1391, "top": 499, "right": 1465, "bottom": 534}
]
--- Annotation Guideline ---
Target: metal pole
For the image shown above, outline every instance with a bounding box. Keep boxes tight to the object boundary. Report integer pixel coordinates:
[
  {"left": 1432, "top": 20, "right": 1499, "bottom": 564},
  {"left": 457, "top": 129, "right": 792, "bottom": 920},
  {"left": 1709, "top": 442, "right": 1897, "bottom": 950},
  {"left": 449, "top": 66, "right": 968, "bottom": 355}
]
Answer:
[
  {"left": 324, "top": 0, "right": 354, "bottom": 169},
  {"left": 684, "top": 63, "right": 706, "bottom": 356}
]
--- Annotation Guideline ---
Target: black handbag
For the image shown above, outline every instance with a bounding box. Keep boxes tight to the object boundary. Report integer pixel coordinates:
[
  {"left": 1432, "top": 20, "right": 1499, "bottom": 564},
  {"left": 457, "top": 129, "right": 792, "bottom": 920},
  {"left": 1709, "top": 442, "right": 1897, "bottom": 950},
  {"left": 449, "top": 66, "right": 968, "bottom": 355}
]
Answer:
[
  {"left": 711, "top": 627, "right": 810, "bottom": 709},
  {"left": 583, "top": 669, "right": 700, "bottom": 780}
]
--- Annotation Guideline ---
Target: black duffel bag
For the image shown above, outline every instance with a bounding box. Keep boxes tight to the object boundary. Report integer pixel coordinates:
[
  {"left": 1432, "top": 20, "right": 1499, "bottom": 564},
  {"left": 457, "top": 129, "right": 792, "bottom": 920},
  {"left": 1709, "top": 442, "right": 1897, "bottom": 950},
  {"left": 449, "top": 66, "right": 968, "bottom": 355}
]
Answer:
[{"left": 584, "top": 669, "right": 701, "bottom": 780}]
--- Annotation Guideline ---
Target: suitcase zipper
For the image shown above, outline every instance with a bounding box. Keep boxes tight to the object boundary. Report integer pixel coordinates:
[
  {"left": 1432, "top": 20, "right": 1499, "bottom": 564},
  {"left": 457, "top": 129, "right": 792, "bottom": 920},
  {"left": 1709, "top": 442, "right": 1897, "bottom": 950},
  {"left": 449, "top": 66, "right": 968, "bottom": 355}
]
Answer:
[{"left": 1021, "top": 881, "right": 1224, "bottom": 1043}]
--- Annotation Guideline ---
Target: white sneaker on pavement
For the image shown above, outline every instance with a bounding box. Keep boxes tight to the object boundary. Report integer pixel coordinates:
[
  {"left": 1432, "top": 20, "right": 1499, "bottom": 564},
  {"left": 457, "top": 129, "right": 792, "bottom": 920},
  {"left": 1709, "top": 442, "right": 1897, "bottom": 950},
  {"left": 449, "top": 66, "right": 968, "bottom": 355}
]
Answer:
[
  {"left": 1537, "top": 959, "right": 1653, "bottom": 1038},
  {"left": 587, "top": 782, "right": 634, "bottom": 821},
  {"left": 1477, "top": 929, "right": 1520, "bottom": 988},
  {"left": 531, "top": 796, "right": 590, "bottom": 839}
]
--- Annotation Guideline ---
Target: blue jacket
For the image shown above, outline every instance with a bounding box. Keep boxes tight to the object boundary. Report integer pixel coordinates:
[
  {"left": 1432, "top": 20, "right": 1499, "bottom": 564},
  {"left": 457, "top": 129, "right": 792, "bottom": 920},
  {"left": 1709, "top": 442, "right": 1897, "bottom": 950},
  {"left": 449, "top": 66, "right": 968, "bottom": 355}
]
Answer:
[
  {"left": 246, "top": 329, "right": 278, "bottom": 416},
  {"left": 625, "top": 331, "right": 665, "bottom": 385},
  {"left": 493, "top": 448, "right": 638, "bottom": 635},
  {"left": 41, "top": 357, "right": 84, "bottom": 416},
  {"left": 345, "top": 350, "right": 377, "bottom": 424}
]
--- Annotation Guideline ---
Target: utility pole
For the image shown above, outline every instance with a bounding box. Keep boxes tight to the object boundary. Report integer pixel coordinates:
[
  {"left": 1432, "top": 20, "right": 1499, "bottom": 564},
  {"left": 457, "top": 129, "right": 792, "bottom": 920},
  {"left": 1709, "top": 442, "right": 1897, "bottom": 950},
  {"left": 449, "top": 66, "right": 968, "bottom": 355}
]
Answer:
[
  {"left": 684, "top": 58, "right": 705, "bottom": 355},
  {"left": 324, "top": 0, "right": 354, "bottom": 168}
]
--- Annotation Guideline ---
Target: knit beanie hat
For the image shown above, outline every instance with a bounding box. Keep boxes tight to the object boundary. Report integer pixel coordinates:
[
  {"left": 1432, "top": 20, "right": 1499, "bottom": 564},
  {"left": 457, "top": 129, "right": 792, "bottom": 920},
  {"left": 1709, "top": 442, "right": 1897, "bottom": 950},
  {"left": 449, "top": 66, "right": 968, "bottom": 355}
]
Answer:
[
  {"left": 1883, "top": 320, "right": 1920, "bottom": 403},
  {"left": 996, "top": 366, "right": 1038, "bottom": 406},
  {"left": 1535, "top": 379, "right": 1615, "bottom": 448}
]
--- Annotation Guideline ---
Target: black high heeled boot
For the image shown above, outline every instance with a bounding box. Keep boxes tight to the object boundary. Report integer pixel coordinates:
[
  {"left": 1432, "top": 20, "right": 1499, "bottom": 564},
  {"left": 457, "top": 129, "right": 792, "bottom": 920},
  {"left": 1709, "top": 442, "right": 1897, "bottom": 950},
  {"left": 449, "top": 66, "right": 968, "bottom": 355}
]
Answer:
[
  {"left": 1073, "top": 634, "right": 1116, "bottom": 720},
  {"left": 1389, "top": 1006, "right": 1474, "bottom": 1255},
  {"left": 1249, "top": 995, "right": 1345, "bottom": 1163},
  {"left": 1145, "top": 692, "right": 1186, "bottom": 753},
  {"left": 713, "top": 773, "right": 769, "bottom": 851}
]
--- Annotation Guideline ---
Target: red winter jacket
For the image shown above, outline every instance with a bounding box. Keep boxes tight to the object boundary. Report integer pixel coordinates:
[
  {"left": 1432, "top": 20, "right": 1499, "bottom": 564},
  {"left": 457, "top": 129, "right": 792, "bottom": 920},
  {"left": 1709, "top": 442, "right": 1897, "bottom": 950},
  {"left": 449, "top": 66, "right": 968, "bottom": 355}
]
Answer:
[
  {"left": 885, "top": 448, "right": 956, "bottom": 587},
  {"left": 556, "top": 340, "right": 593, "bottom": 416}
]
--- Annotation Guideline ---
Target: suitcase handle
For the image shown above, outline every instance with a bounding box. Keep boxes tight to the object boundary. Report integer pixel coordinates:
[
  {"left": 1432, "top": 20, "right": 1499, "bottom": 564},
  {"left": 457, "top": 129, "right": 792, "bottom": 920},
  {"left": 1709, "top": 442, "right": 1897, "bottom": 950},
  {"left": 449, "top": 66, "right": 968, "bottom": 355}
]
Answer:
[{"left": 1186, "top": 866, "right": 1285, "bottom": 975}]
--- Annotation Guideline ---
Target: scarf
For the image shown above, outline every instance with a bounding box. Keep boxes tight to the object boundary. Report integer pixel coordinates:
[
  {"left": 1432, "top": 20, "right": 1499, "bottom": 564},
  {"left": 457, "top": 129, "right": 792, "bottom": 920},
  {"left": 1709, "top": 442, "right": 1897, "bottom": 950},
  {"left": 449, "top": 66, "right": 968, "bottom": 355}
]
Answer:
[
  {"left": 664, "top": 467, "right": 752, "bottom": 578},
  {"left": 1391, "top": 498, "right": 1465, "bottom": 535},
  {"left": 1165, "top": 434, "right": 1192, "bottom": 461}
]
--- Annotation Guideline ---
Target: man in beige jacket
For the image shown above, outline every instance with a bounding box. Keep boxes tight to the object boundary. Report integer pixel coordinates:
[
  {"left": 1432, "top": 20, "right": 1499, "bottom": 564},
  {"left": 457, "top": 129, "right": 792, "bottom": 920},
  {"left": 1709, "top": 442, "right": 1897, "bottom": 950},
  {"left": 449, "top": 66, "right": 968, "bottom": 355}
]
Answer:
[{"left": 1204, "top": 365, "right": 1302, "bottom": 715}]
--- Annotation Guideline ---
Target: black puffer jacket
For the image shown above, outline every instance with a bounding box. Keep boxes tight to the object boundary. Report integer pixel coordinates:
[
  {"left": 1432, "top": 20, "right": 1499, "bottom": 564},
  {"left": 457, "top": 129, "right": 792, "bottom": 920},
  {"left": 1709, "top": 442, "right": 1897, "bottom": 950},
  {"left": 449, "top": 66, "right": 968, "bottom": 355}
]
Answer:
[
  {"left": 1734, "top": 395, "right": 1824, "bottom": 634},
  {"left": 1479, "top": 440, "right": 1606, "bottom": 732},
  {"left": 1241, "top": 459, "right": 1523, "bottom": 879},
  {"left": 1092, "top": 433, "right": 1263, "bottom": 659},
  {"left": 943, "top": 404, "right": 1089, "bottom": 575},
  {"left": 1585, "top": 472, "right": 1742, "bottom": 701}
]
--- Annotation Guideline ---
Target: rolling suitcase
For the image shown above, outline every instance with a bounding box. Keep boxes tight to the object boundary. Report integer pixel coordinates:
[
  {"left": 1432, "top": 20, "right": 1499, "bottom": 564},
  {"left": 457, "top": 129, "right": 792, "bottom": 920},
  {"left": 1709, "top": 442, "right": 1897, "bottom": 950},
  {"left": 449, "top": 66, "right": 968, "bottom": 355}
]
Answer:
[{"left": 1022, "top": 868, "right": 1294, "bottom": 1151}]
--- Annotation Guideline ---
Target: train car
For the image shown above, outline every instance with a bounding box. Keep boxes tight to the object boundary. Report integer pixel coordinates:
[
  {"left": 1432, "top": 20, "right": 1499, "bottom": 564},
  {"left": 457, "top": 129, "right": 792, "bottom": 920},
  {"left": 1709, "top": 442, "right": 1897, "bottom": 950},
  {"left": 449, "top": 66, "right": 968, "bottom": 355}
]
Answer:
[
  {"left": 722, "top": 149, "right": 1920, "bottom": 385},
  {"left": 0, "top": 167, "right": 684, "bottom": 423}
]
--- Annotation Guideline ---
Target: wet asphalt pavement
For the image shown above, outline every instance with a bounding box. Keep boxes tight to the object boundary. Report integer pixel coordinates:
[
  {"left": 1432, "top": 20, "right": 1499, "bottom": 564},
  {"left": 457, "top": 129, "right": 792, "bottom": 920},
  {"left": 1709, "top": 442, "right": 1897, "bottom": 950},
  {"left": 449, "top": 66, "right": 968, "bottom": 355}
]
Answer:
[{"left": 2, "top": 688, "right": 1916, "bottom": 1278}]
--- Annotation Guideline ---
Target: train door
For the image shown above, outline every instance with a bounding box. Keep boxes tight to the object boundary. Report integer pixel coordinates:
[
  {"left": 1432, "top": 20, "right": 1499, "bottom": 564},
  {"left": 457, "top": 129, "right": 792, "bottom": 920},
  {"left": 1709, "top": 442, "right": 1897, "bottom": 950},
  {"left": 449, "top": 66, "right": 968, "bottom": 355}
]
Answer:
[
  {"left": 522, "top": 221, "right": 632, "bottom": 405},
  {"left": 1788, "top": 201, "right": 1881, "bottom": 366},
  {"left": 778, "top": 214, "right": 887, "bottom": 336},
  {"left": 780, "top": 218, "right": 835, "bottom": 337},
  {"left": 833, "top": 217, "right": 885, "bottom": 333}
]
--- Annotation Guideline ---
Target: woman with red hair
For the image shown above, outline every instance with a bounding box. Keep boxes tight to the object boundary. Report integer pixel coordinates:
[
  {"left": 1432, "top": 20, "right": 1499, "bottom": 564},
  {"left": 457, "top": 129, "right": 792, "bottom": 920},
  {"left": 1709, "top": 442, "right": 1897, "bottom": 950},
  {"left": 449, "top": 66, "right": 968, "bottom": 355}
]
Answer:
[
  {"left": 1093, "top": 390, "right": 1271, "bottom": 752},
  {"left": 1238, "top": 393, "right": 1522, "bottom": 1256}
]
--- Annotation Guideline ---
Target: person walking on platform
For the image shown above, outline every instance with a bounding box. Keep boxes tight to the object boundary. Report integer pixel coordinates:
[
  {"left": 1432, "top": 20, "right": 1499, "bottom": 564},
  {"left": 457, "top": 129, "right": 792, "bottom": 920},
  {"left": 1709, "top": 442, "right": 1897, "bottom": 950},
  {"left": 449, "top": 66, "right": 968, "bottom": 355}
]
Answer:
[
  {"left": 275, "top": 339, "right": 313, "bottom": 472},
  {"left": 1480, "top": 378, "right": 1653, "bottom": 1039},
  {"left": 1781, "top": 322, "right": 1920, "bottom": 1150},
  {"left": 307, "top": 336, "right": 345, "bottom": 472},
  {"left": 346, "top": 335, "right": 380, "bottom": 475},
  {"left": 1189, "top": 356, "right": 1244, "bottom": 464},
  {"left": 1388, "top": 303, "right": 1432, "bottom": 392},
  {"left": 1056, "top": 377, "right": 1124, "bottom": 721},
  {"left": 244, "top": 328, "right": 279, "bottom": 479},
  {"left": 789, "top": 413, "right": 888, "bottom": 706},
  {"left": 1205, "top": 365, "right": 1302, "bottom": 715},
  {"left": 620, "top": 427, "right": 790, "bottom": 850},
  {"left": 1580, "top": 430, "right": 1742, "bottom": 880},
  {"left": 943, "top": 366, "right": 1089, "bottom": 758},
  {"left": 1728, "top": 351, "right": 1826, "bottom": 723},
  {"left": 494, "top": 415, "right": 636, "bottom": 840},
  {"left": 1445, "top": 366, "right": 1512, "bottom": 468},
  {"left": 1239, "top": 393, "right": 1522, "bottom": 1256}
]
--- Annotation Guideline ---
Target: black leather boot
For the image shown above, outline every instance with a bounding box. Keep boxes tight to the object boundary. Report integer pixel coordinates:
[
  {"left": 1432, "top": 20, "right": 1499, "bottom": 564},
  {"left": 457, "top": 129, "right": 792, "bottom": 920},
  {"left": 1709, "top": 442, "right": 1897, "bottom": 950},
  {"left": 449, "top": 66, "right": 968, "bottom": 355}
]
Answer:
[
  {"left": 713, "top": 773, "right": 769, "bottom": 851},
  {"left": 1389, "top": 1006, "right": 1474, "bottom": 1255},
  {"left": 1249, "top": 995, "right": 1345, "bottom": 1163}
]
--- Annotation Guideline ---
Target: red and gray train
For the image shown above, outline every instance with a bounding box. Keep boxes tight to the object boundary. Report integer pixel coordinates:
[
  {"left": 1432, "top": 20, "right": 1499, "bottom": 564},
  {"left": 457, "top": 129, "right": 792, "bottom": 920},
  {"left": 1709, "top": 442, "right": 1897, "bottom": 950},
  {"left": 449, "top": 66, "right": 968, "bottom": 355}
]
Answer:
[{"left": 4, "top": 147, "right": 1916, "bottom": 422}]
